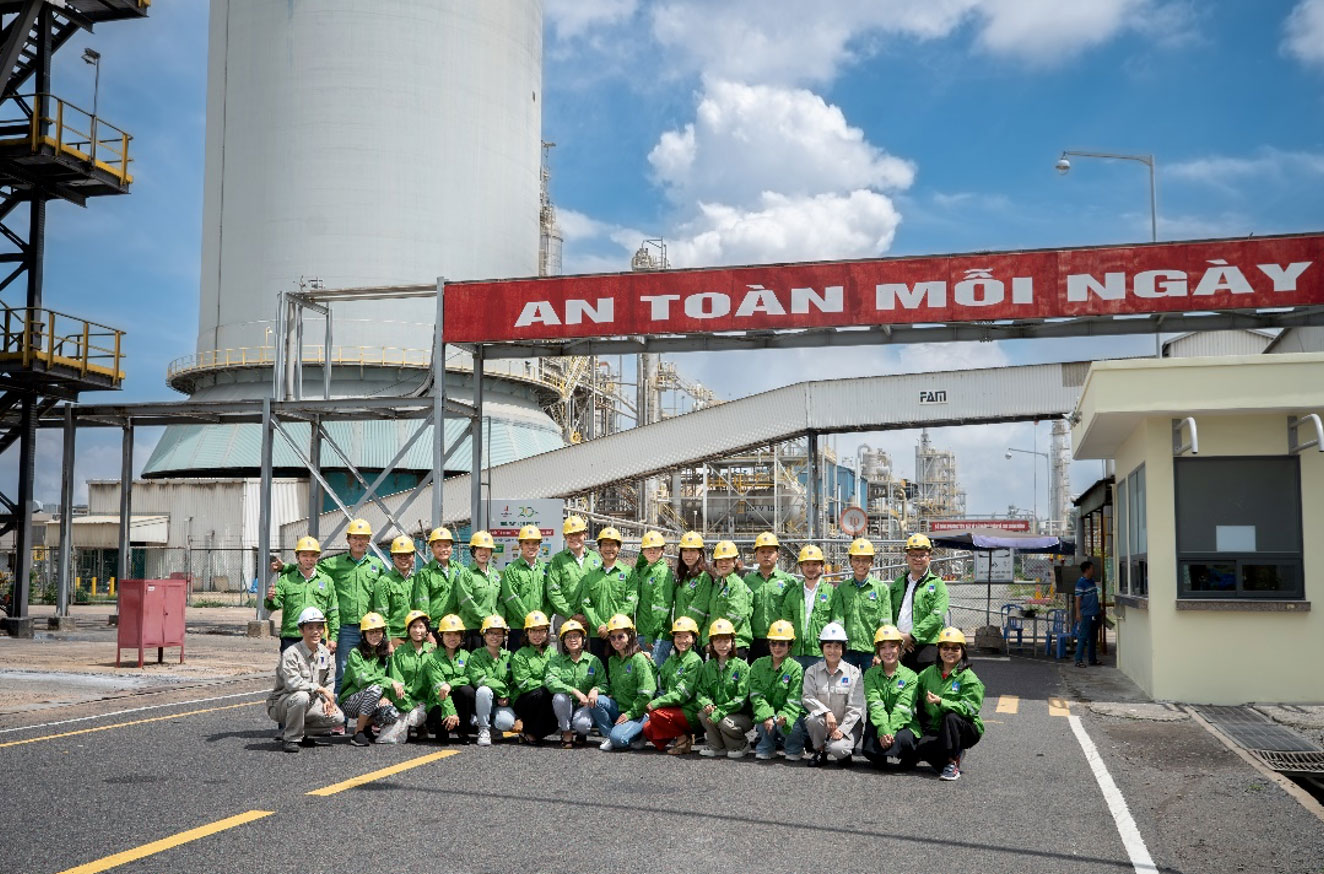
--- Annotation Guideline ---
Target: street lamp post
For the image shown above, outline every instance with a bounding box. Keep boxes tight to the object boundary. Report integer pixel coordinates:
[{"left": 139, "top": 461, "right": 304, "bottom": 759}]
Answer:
[
  {"left": 82, "top": 48, "right": 100, "bottom": 160},
  {"left": 1005, "top": 446, "right": 1050, "bottom": 533}
]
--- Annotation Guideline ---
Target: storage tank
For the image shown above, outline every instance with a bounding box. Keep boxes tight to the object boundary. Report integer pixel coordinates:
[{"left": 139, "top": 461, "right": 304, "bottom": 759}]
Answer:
[{"left": 147, "top": 0, "right": 563, "bottom": 478}]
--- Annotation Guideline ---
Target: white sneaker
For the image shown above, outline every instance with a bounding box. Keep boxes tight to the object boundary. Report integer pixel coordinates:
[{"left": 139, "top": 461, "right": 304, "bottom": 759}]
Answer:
[
  {"left": 755, "top": 752, "right": 774, "bottom": 760},
  {"left": 727, "top": 748, "right": 748, "bottom": 759},
  {"left": 699, "top": 747, "right": 718, "bottom": 757},
  {"left": 476, "top": 728, "right": 492, "bottom": 746},
  {"left": 783, "top": 751, "right": 802, "bottom": 761},
  {"left": 599, "top": 738, "right": 614, "bottom": 751}
]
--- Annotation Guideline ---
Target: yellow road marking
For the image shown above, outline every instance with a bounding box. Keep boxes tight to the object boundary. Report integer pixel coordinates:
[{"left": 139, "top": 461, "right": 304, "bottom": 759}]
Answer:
[
  {"left": 0, "top": 700, "right": 262, "bottom": 749},
  {"left": 996, "top": 695, "right": 1020, "bottom": 714},
  {"left": 307, "top": 749, "right": 459, "bottom": 796},
  {"left": 1048, "top": 698, "right": 1071, "bottom": 717},
  {"left": 56, "top": 810, "right": 273, "bottom": 874}
]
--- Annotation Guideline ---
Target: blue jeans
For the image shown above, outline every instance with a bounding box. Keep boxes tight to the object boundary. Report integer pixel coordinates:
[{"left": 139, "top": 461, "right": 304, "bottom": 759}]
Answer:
[
  {"left": 754, "top": 719, "right": 791, "bottom": 755},
  {"left": 334, "top": 625, "right": 362, "bottom": 695},
  {"left": 589, "top": 695, "right": 646, "bottom": 749},
  {"left": 844, "top": 650, "right": 873, "bottom": 673},
  {"left": 645, "top": 638, "right": 673, "bottom": 667},
  {"left": 784, "top": 715, "right": 809, "bottom": 756},
  {"left": 1076, "top": 614, "right": 1099, "bottom": 664}
]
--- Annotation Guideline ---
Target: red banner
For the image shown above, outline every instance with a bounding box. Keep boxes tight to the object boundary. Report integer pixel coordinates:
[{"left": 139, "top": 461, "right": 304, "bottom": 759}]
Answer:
[
  {"left": 929, "top": 519, "right": 1031, "bottom": 533},
  {"left": 441, "top": 233, "right": 1324, "bottom": 344}
]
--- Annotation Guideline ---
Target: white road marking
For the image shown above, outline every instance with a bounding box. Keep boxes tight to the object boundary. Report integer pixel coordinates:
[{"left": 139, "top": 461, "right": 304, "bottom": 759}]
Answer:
[
  {"left": 1068, "top": 714, "right": 1159, "bottom": 874},
  {"left": 0, "top": 689, "right": 264, "bottom": 734}
]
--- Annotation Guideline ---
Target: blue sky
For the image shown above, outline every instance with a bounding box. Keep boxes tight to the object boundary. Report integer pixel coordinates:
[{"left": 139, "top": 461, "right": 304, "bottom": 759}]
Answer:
[{"left": 11, "top": 0, "right": 1324, "bottom": 523}]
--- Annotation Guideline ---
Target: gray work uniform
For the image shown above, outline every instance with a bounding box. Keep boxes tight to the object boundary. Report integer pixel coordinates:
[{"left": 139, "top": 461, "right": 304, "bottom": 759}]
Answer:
[
  {"left": 801, "top": 659, "right": 865, "bottom": 760},
  {"left": 267, "top": 640, "right": 341, "bottom": 742}
]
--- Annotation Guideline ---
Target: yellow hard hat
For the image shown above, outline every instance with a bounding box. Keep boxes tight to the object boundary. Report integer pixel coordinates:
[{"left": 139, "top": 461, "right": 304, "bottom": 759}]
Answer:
[
  {"left": 480, "top": 614, "right": 509, "bottom": 633},
  {"left": 436, "top": 614, "right": 465, "bottom": 633},
  {"left": 563, "top": 515, "right": 588, "bottom": 535},
  {"left": 938, "top": 626, "right": 967, "bottom": 646},
  {"left": 390, "top": 534, "right": 416, "bottom": 554},
  {"left": 678, "top": 531, "right": 704, "bottom": 549},
  {"left": 517, "top": 524, "right": 543, "bottom": 541},
  {"left": 346, "top": 518, "right": 373, "bottom": 536},
  {"left": 712, "top": 540, "right": 739, "bottom": 560},
  {"left": 874, "top": 624, "right": 905, "bottom": 644},
  {"left": 753, "top": 531, "right": 780, "bottom": 549},
  {"left": 848, "top": 537, "right": 875, "bottom": 557},
  {"left": 404, "top": 610, "right": 431, "bottom": 630},
  {"left": 797, "top": 544, "right": 825, "bottom": 563},
  {"left": 708, "top": 618, "right": 736, "bottom": 638},
  {"left": 427, "top": 526, "right": 454, "bottom": 543},
  {"left": 606, "top": 613, "right": 635, "bottom": 632},
  {"left": 640, "top": 530, "right": 666, "bottom": 549},
  {"left": 295, "top": 535, "right": 321, "bottom": 554},
  {"left": 559, "top": 619, "right": 587, "bottom": 638},
  {"left": 359, "top": 612, "right": 387, "bottom": 632},
  {"left": 470, "top": 531, "right": 495, "bottom": 550},
  {"left": 766, "top": 619, "right": 796, "bottom": 641},
  {"left": 906, "top": 533, "right": 933, "bottom": 551},
  {"left": 670, "top": 616, "right": 700, "bottom": 636},
  {"left": 597, "top": 526, "right": 623, "bottom": 544},
  {"left": 524, "top": 610, "right": 551, "bottom": 629}
]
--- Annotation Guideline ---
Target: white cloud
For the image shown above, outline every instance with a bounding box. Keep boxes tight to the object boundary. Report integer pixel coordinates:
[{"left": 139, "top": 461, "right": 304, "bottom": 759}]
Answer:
[
  {"left": 648, "top": 79, "right": 914, "bottom": 205},
  {"left": 1167, "top": 147, "right": 1324, "bottom": 187},
  {"left": 1283, "top": 0, "right": 1324, "bottom": 66},
  {"left": 545, "top": 0, "right": 639, "bottom": 39},
  {"left": 556, "top": 208, "right": 614, "bottom": 242},
  {"left": 972, "top": 0, "right": 1157, "bottom": 65}
]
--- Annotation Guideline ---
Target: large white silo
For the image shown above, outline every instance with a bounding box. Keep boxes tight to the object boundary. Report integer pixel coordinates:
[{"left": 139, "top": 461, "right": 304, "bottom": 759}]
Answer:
[{"left": 147, "top": 0, "right": 563, "bottom": 479}]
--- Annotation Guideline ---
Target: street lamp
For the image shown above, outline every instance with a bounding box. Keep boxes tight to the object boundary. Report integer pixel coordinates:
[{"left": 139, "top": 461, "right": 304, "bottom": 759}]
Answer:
[
  {"left": 1005, "top": 446, "right": 1050, "bottom": 533},
  {"left": 82, "top": 48, "right": 100, "bottom": 158}
]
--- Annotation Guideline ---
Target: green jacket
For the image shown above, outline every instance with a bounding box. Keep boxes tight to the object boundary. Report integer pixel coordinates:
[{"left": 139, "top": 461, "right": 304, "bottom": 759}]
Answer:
[
  {"left": 500, "top": 556, "right": 548, "bottom": 628},
  {"left": 341, "top": 647, "right": 391, "bottom": 701},
  {"left": 673, "top": 571, "right": 713, "bottom": 634},
  {"left": 280, "top": 552, "right": 385, "bottom": 627},
  {"left": 652, "top": 648, "right": 703, "bottom": 726},
  {"left": 265, "top": 566, "right": 340, "bottom": 640},
  {"left": 863, "top": 662, "right": 921, "bottom": 737},
  {"left": 545, "top": 548, "right": 601, "bottom": 617},
  {"left": 371, "top": 568, "right": 416, "bottom": 640},
  {"left": 511, "top": 644, "right": 554, "bottom": 697},
  {"left": 704, "top": 573, "right": 753, "bottom": 647},
  {"left": 745, "top": 567, "right": 796, "bottom": 639},
  {"left": 632, "top": 556, "right": 676, "bottom": 642},
  {"left": 425, "top": 649, "right": 471, "bottom": 718},
  {"left": 889, "top": 571, "right": 950, "bottom": 646},
  {"left": 605, "top": 651, "right": 656, "bottom": 720},
  {"left": 388, "top": 640, "right": 436, "bottom": 710},
  {"left": 412, "top": 559, "right": 462, "bottom": 622},
  {"left": 747, "top": 655, "right": 804, "bottom": 734},
  {"left": 467, "top": 647, "right": 513, "bottom": 698},
  {"left": 782, "top": 579, "right": 836, "bottom": 658},
  {"left": 696, "top": 656, "right": 751, "bottom": 722},
  {"left": 832, "top": 575, "right": 894, "bottom": 653},
  {"left": 916, "top": 663, "right": 985, "bottom": 735},
  {"left": 543, "top": 651, "right": 606, "bottom": 698},
  {"left": 581, "top": 562, "right": 638, "bottom": 633},
  {"left": 455, "top": 563, "right": 501, "bottom": 631}
]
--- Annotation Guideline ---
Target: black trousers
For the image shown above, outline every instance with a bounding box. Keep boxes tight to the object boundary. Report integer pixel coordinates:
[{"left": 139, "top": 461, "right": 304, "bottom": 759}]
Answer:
[
  {"left": 916, "top": 711, "right": 981, "bottom": 766},
  {"left": 427, "top": 683, "right": 476, "bottom": 741},
  {"left": 588, "top": 637, "right": 608, "bottom": 661},
  {"left": 862, "top": 725, "right": 918, "bottom": 767},
  {"left": 463, "top": 630, "right": 484, "bottom": 653},
  {"left": 748, "top": 638, "right": 771, "bottom": 661},
  {"left": 901, "top": 644, "right": 937, "bottom": 673},
  {"left": 513, "top": 688, "right": 558, "bottom": 740},
  {"left": 507, "top": 629, "right": 525, "bottom": 652}
]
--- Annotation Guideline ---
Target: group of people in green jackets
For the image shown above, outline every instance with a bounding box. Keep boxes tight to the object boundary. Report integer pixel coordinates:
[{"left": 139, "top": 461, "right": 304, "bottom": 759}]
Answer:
[{"left": 265, "top": 517, "right": 985, "bottom": 780}]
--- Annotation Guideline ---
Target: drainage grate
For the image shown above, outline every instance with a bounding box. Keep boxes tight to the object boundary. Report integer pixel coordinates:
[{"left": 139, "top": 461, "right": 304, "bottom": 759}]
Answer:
[
  {"left": 1246, "top": 750, "right": 1324, "bottom": 775},
  {"left": 1193, "top": 705, "right": 1320, "bottom": 753}
]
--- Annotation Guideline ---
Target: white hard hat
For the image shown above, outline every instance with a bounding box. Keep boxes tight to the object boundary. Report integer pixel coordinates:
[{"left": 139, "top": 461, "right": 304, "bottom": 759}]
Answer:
[
  {"left": 296, "top": 606, "right": 326, "bottom": 626},
  {"left": 818, "top": 621, "right": 848, "bottom": 643}
]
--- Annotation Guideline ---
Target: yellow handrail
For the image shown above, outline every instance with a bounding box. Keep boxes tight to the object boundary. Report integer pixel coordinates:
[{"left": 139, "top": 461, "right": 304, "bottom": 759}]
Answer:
[
  {"left": 10, "top": 93, "right": 134, "bottom": 184},
  {"left": 0, "top": 306, "right": 125, "bottom": 383}
]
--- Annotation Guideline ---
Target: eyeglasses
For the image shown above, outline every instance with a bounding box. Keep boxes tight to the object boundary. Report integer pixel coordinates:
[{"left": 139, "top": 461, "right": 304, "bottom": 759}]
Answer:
[
  {"left": 609, "top": 633, "right": 628, "bottom": 642},
  {"left": 769, "top": 640, "right": 790, "bottom": 647},
  {"left": 938, "top": 644, "right": 962, "bottom": 652}
]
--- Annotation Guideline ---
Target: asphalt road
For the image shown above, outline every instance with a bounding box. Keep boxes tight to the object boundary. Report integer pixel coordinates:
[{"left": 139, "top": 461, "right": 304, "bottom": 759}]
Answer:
[{"left": 2, "top": 658, "right": 1321, "bottom": 874}]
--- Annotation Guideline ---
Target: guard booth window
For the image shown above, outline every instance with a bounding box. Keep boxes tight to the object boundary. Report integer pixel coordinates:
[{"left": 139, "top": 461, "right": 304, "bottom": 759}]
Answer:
[
  {"left": 1115, "top": 465, "right": 1147, "bottom": 596},
  {"left": 1175, "top": 457, "right": 1303, "bottom": 599}
]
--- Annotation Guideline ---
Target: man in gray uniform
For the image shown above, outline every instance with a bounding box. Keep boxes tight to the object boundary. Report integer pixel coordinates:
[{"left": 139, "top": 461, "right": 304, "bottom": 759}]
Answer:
[{"left": 268, "top": 606, "right": 342, "bottom": 753}]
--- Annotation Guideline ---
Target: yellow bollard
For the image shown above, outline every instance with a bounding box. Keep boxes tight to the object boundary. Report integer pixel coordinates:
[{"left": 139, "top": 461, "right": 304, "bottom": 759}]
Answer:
[
  {"left": 109, "top": 577, "right": 116, "bottom": 597},
  {"left": 90, "top": 576, "right": 97, "bottom": 596}
]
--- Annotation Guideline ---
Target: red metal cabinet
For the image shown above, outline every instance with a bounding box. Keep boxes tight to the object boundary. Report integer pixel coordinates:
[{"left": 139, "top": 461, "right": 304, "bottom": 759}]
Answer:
[{"left": 116, "top": 579, "right": 186, "bottom": 668}]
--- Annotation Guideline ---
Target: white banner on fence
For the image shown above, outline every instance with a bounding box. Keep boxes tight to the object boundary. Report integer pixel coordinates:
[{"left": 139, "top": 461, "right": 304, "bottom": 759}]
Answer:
[{"left": 488, "top": 499, "right": 566, "bottom": 570}]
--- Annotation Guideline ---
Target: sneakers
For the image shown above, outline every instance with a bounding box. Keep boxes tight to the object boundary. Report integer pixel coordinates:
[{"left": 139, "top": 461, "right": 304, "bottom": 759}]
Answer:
[
  {"left": 783, "top": 751, "right": 802, "bottom": 762},
  {"left": 282, "top": 741, "right": 300, "bottom": 753},
  {"left": 330, "top": 724, "right": 345, "bottom": 736},
  {"left": 939, "top": 761, "right": 961, "bottom": 781},
  {"left": 598, "top": 738, "right": 614, "bottom": 751},
  {"left": 350, "top": 731, "right": 371, "bottom": 747},
  {"left": 727, "top": 748, "right": 748, "bottom": 760},
  {"left": 1075, "top": 662, "right": 1086, "bottom": 668},
  {"left": 477, "top": 728, "right": 492, "bottom": 747},
  {"left": 299, "top": 737, "right": 329, "bottom": 747},
  {"left": 699, "top": 746, "right": 718, "bottom": 758},
  {"left": 755, "top": 751, "right": 775, "bottom": 760}
]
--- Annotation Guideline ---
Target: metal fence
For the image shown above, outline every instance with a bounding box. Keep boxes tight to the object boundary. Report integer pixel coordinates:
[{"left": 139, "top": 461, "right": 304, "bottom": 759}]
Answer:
[{"left": 9, "top": 546, "right": 261, "bottom": 608}]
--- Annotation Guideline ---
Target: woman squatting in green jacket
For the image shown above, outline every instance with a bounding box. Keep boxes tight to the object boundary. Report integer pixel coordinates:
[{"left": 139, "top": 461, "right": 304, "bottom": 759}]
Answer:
[
  {"left": 591, "top": 613, "right": 656, "bottom": 751},
  {"left": 861, "top": 624, "right": 922, "bottom": 769},
  {"left": 544, "top": 618, "right": 606, "bottom": 747},
  {"left": 916, "top": 626, "right": 986, "bottom": 781},
  {"left": 387, "top": 610, "right": 435, "bottom": 739},
  {"left": 749, "top": 619, "right": 805, "bottom": 760},
  {"left": 510, "top": 610, "right": 558, "bottom": 745},
  {"left": 340, "top": 612, "right": 404, "bottom": 747},
  {"left": 696, "top": 617, "right": 754, "bottom": 758},
  {"left": 641, "top": 615, "right": 704, "bottom": 754},
  {"left": 469, "top": 614, "right": 517, "bottom": 746},
  {"left": 424, "top": 613, "right": 475, "bottom": 744}
]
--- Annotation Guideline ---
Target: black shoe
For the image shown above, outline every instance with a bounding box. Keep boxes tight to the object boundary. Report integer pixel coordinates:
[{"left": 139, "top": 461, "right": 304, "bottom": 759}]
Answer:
[
  {"left": 806, "top": 749, "right": 827, "bottom": 767},
  {"left": 299, "top": 737, "right": 329, "bottom": 747},
  {"left": 282, "top": 741, "right": 300, "bottom": 753},
  {"left": 1089, "top": 660, "right": 1103, "bottom": 666},
  {"left": 350, "top": 731, "right": 371, "bottom": 747},
  {"left": 835, "top": 754, "right": 853, "bottom": 769}
]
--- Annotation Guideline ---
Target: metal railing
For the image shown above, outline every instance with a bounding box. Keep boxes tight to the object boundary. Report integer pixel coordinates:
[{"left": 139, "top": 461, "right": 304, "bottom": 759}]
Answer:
[
  {"left": 167, "top": 345, "right": 433, "bottom": 383},
  {"left": 0, "top": 306, "right": 124, "bottom": 382},
  {"left": 2, "top": 93, "right": 134, "bottom": 184}
]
